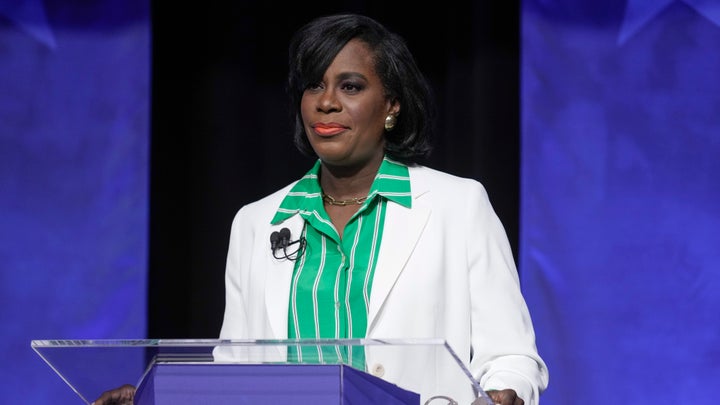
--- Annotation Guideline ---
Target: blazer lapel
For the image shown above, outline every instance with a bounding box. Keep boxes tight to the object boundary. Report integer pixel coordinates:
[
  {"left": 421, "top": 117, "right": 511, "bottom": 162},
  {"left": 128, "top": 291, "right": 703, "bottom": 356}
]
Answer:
[
  {"left": 264, "top": 215, "right": 306, "bottom": 339},
  {"left": 368, "top": 175, "right": 431, "bottom": 330}
]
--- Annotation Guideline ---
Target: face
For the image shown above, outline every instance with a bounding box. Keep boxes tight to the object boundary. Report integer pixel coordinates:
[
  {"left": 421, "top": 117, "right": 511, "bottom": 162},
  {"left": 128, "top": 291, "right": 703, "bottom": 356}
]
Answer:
[{"left": 301, "top": 39, "right": 399, "bottom": 169}]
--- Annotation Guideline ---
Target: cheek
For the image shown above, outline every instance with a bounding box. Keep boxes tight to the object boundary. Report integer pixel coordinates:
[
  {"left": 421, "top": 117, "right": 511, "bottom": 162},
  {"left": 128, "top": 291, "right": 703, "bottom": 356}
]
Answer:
[
  {"left": 345, "top": 102, "right": 381, "bottom": 129},
  {"left": 354, "top": 105, "right": 387, "bottom": 135},
  {"left": 300, "top": 96, "right": 312, "bottom": 123}
]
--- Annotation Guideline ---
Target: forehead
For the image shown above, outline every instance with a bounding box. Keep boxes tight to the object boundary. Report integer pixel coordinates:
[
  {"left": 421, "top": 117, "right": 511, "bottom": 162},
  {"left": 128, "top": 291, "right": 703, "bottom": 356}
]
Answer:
[{"left": 325, "top": 39, "right": 377, "bottom": 76}]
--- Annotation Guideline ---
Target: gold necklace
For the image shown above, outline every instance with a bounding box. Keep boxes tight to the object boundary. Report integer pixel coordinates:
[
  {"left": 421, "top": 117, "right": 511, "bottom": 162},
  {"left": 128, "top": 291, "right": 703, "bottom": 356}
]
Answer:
[{"left": 321, "top": 192, "right": 367, "bottom": 206}]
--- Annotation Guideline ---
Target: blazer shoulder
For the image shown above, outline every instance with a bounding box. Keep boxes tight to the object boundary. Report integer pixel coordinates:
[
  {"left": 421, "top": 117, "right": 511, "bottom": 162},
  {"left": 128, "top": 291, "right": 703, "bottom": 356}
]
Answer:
[{"left": 408, "top": 165, "right": 487, "bottom": 195}]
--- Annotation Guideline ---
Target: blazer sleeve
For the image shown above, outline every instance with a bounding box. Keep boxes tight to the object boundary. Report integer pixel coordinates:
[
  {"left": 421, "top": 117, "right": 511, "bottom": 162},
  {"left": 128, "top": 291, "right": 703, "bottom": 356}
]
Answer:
[
  {"left": 465, "top": 181, "right": 549, "bottom": 404},
  {"left": 213, "top": 207, "right": 251, "bottom": 361}
]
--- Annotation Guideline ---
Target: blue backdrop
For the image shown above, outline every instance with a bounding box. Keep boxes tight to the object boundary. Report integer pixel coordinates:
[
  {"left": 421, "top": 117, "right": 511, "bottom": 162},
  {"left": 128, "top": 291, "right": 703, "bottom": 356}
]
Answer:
[
  {"left": 4, "top": 0, "right": 720, "bottom": 403},
  {"left": 0, "top": 1, "right": 149, "bottom": 403},
  {"left": 521, "top": 0, "right": 720, "bottom": 403}
]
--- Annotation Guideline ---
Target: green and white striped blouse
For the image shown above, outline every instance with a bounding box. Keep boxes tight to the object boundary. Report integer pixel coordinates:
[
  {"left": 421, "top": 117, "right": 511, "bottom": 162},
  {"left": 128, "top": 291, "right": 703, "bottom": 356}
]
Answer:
[{"left": 270, "top": 156, "right": 412, "bottom": 368}]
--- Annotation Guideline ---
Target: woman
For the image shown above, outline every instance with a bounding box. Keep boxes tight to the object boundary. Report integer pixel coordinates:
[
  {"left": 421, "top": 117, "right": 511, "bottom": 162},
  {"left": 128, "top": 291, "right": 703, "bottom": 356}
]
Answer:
[
  {"left": 94, "top": 13, "right": 548, "bottom": 405},
  {"left": 214, "top": 13, "right": 548, "bottom": 405}
]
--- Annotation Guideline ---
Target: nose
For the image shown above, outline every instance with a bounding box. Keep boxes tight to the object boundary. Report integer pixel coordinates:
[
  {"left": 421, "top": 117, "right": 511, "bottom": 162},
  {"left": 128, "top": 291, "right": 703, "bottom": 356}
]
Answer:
[{"left": 317, "top": 88, "right": 340, "bottom": 113}]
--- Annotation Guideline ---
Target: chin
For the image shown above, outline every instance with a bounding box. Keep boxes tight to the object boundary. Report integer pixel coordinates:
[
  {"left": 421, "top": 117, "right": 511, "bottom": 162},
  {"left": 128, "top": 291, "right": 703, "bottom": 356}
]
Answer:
[{"left": 312, "top": 147, "right": 350, "bottom": 164}]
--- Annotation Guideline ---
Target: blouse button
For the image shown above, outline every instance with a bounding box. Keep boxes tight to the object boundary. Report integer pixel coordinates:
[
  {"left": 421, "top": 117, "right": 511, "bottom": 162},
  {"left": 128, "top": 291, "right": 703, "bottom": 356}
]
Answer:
[{"left": 370, "top": 363, "right": 385, "bottom": 377}]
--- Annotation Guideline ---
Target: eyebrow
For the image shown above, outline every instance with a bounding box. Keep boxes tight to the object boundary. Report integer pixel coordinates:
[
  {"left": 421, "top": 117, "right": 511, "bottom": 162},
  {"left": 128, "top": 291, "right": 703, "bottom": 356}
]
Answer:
[{"left": 335, "top": 72, "right": 369, "bottom": 82}]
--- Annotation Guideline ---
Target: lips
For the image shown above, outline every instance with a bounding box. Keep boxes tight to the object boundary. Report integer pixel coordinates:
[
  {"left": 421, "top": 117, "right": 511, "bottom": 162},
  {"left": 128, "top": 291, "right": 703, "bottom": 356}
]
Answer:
[{"left": 313, "top": 123, "right": 347, "bottom": 136}]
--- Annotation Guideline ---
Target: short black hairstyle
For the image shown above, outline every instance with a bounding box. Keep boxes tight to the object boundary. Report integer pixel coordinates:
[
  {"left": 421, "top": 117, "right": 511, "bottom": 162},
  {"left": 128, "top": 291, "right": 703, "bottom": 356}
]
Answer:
[{"left": 287, "top": 13, "right": 435, "bottom": 164}]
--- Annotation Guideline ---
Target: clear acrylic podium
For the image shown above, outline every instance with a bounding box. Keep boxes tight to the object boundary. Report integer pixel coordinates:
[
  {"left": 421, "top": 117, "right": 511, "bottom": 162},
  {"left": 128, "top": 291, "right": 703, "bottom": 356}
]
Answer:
[{"left": 31, "top": 338, "right": 494, "bottom": 405}]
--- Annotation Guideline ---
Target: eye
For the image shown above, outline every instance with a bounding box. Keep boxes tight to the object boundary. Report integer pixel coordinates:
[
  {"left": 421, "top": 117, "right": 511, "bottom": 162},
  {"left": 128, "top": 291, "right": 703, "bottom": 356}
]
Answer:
[
  {"left": 305, "top": 82, "right": 324, "bottom": 92},
  {"left": 340, "top": 81, "right": 364, "bottom": 94}
]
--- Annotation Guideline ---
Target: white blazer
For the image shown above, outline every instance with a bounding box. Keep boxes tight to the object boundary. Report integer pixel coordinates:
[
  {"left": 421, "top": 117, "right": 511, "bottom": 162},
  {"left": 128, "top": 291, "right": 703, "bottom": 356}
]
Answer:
[{"left": 215, "top": 165, "right": 549, "bottom": 404}]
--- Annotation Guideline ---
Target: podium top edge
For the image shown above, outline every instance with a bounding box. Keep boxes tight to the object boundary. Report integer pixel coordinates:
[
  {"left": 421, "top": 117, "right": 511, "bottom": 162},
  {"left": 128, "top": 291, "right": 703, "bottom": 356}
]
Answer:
[{"left": 30, "top": 337, "right": 449, "bottom": 348}]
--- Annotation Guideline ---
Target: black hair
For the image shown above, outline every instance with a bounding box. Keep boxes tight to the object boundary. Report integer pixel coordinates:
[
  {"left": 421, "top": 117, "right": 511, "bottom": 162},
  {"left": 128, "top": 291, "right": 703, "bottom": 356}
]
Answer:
[{"left": 287, "top": 13, "right": 435, "bottom": 164}]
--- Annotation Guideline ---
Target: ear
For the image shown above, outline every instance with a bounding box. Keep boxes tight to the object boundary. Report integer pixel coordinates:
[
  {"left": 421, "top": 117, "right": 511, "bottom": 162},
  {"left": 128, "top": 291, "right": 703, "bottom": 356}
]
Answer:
[{"left": 388, "top": 98, "right": 401, "bottom": 116}]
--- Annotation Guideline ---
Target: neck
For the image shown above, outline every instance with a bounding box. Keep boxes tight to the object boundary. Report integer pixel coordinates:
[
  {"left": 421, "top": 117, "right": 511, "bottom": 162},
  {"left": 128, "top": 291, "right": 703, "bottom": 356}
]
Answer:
[{"left": 319, "top": 155, "right": 383, "bottom": 200}]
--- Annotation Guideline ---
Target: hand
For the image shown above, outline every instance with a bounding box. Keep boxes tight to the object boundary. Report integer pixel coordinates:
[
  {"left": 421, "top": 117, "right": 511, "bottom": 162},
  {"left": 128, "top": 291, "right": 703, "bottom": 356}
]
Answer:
[
  {"left": 486, "top": 389, "right": 524, "bottom": 405},
  {"left": 91, "top": 384, "right": 136, "bottom": 405}
]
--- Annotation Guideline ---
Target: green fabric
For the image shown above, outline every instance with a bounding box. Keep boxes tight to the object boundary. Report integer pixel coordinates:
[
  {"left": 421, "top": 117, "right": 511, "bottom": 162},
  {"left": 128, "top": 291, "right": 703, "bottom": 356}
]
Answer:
[{"left": 271, "top": 156, "right": 411, "bottom": 368}]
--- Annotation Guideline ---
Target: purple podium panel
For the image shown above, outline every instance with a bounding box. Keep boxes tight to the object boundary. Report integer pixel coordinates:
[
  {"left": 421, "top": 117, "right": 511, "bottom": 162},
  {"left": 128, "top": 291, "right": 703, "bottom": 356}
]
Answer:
[{"left": 134, "top": 363, "right": 420, "bottom": 405}]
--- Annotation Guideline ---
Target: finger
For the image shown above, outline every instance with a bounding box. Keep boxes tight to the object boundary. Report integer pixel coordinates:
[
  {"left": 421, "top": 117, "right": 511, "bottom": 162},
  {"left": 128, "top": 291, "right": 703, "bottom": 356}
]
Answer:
[
  {"left": 486, "top": 391, "right": 504, "bottom": 405},
  {"left": 94, "top": 385, "right": 136, "bottom": 405}
]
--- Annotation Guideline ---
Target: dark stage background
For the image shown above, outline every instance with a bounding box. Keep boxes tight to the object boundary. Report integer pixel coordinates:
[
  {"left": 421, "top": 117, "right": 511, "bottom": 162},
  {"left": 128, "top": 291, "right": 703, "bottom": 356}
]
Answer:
[{"left": 148, "top": 2, "right": 521, "bottom": 339}]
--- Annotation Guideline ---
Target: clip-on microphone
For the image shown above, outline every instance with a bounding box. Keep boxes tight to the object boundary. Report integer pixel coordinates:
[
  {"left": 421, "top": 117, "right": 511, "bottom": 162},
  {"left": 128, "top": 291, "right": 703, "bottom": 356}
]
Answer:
[{"left": 270, "top": 227, "right": 305, "bottom": 261}]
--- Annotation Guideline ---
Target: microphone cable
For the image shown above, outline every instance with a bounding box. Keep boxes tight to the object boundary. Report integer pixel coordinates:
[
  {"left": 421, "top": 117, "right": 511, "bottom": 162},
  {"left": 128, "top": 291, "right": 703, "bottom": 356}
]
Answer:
[{"left": 270, "top": 227, "right": 306, "bottom": 261}]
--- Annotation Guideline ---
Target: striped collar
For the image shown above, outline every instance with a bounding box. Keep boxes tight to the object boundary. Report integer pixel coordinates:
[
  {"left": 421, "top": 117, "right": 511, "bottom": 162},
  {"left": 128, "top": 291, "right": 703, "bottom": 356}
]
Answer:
[{"left": 270, "top": 156, "right": 412, "bottom": 225}]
